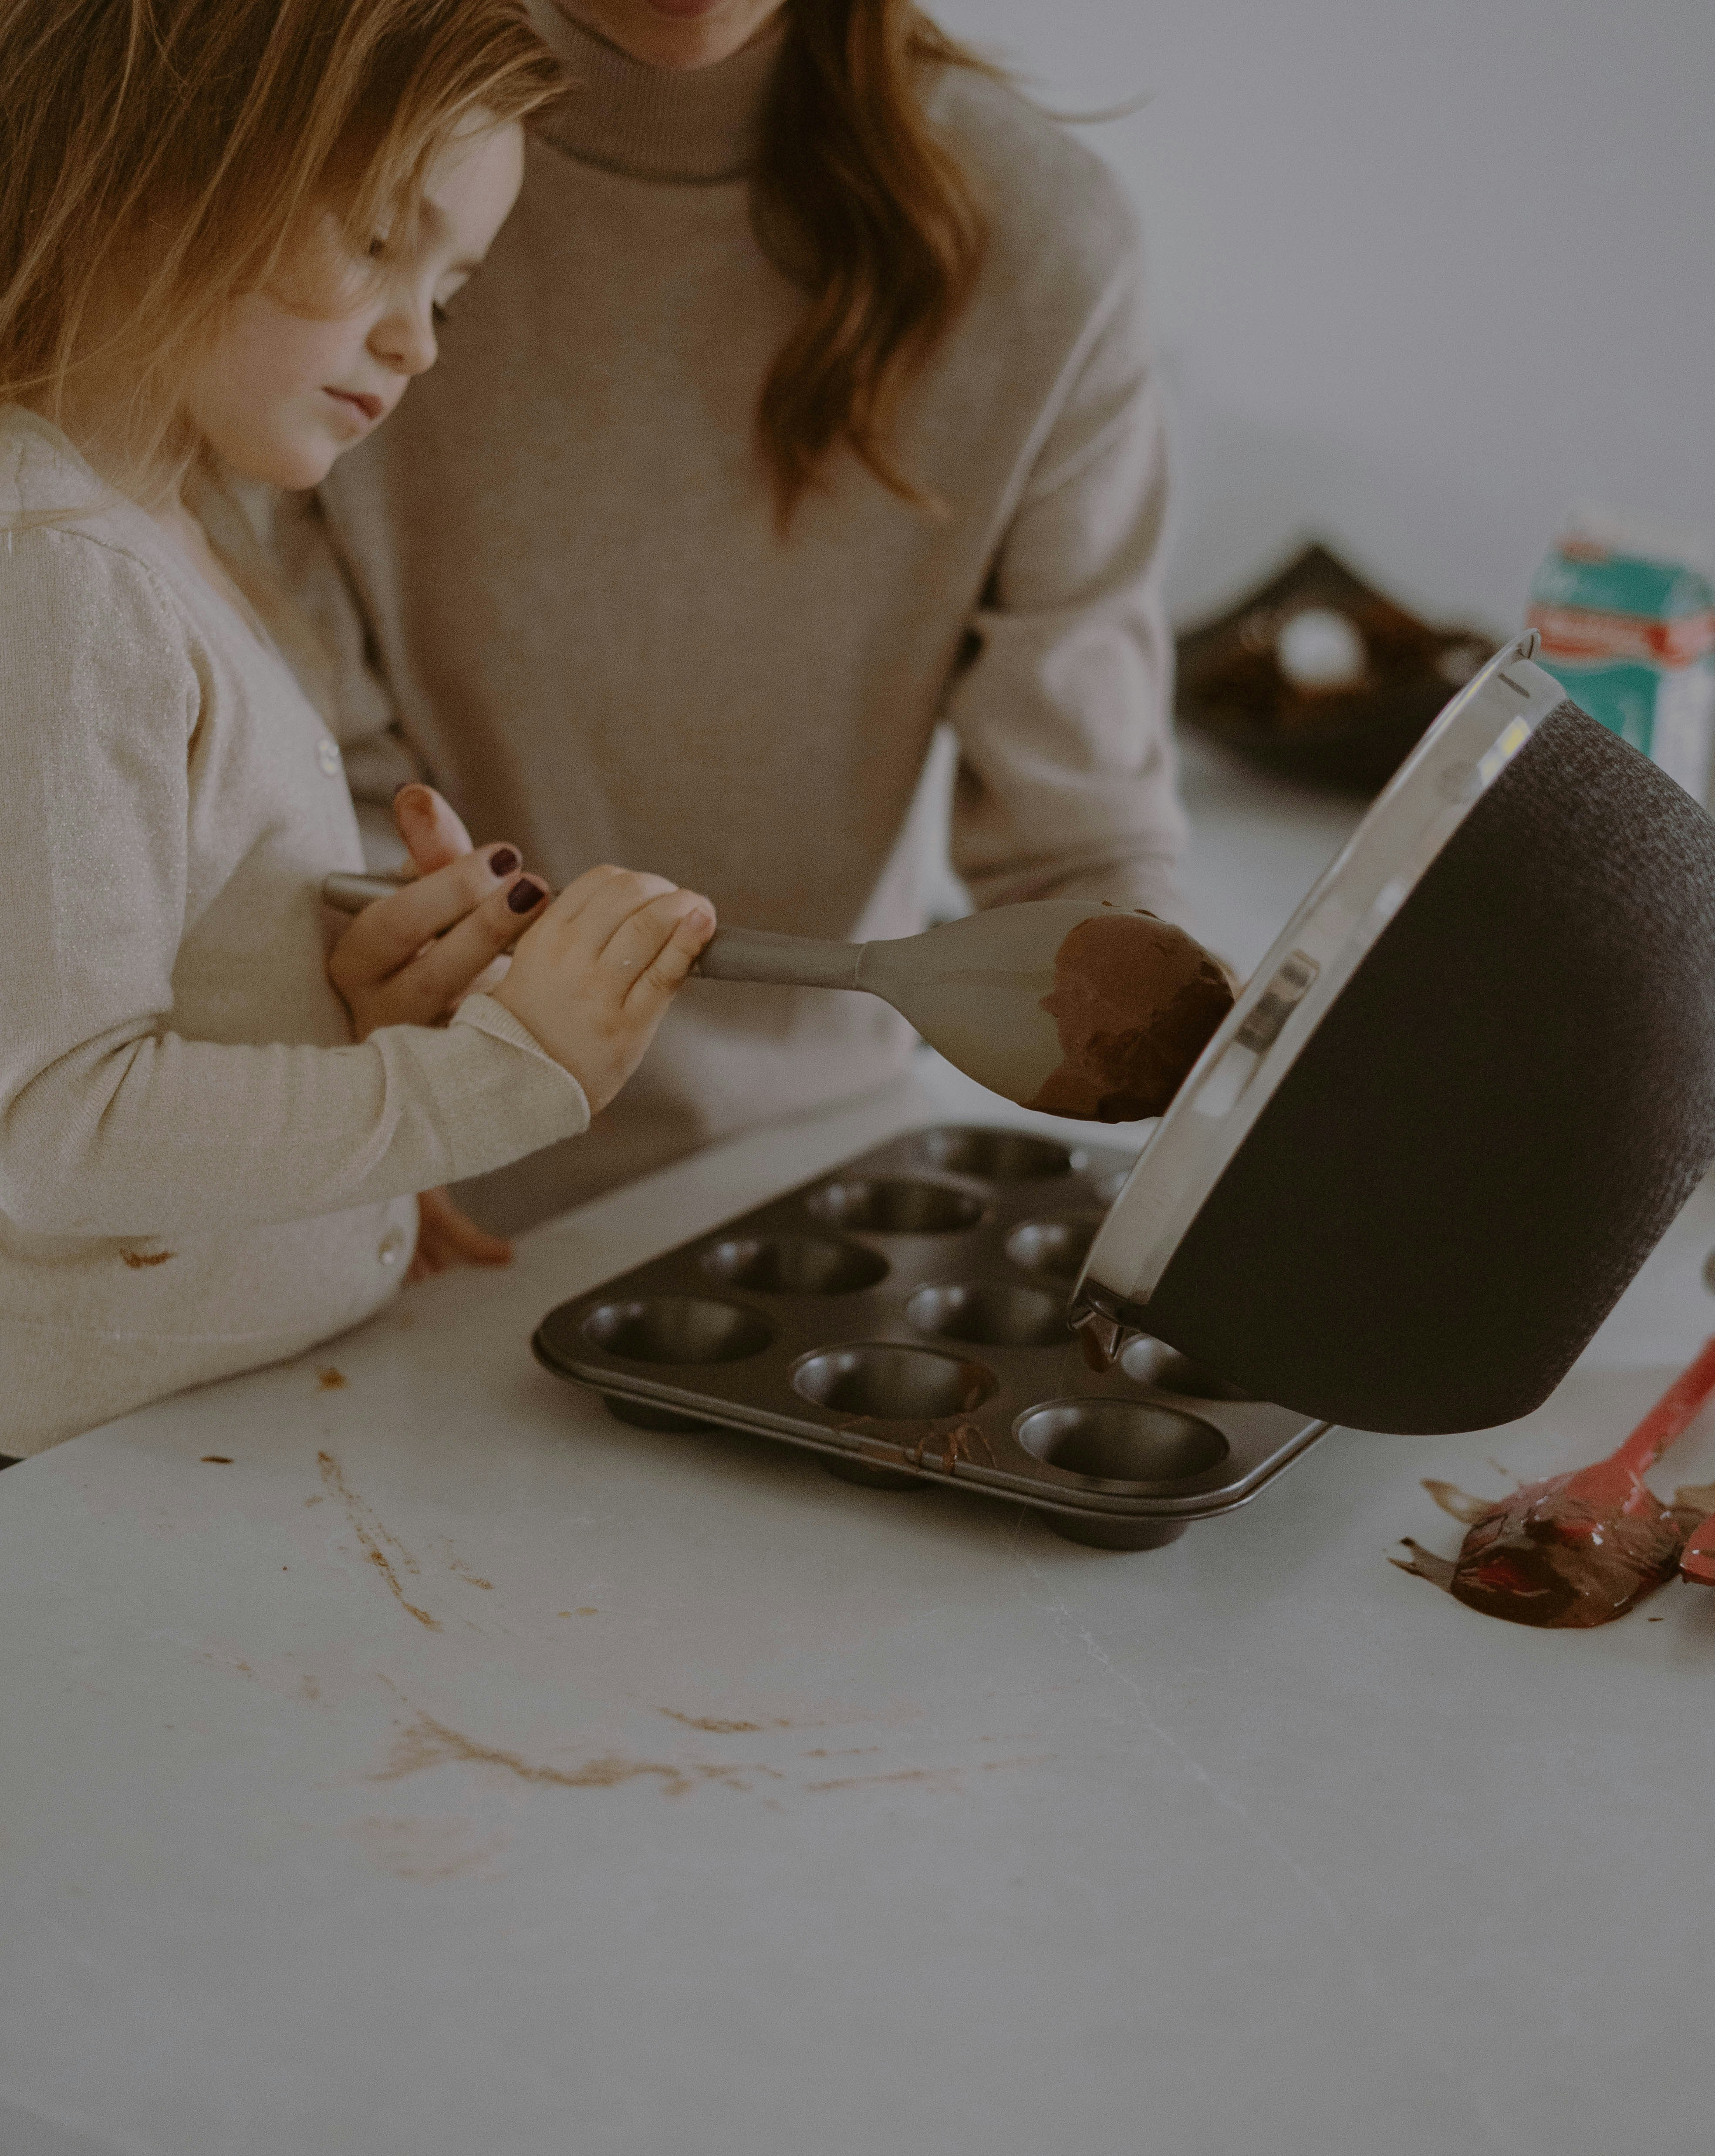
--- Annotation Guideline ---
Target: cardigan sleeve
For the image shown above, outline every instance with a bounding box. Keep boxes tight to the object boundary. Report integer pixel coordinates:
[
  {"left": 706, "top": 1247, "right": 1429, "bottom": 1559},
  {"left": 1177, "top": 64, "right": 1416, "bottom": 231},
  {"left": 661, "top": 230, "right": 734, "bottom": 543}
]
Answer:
[
  {"left": 942, "top": 229, "right": 1186, "bottom": 920},
  {"left": 0, "top": 528, "right": 586, "bottom": 1239}
]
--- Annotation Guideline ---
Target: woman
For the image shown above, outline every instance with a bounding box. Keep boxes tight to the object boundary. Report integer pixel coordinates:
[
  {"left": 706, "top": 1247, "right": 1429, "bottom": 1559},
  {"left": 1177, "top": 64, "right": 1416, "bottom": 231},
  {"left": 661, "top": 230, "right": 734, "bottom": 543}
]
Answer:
[{"left": 311, "top": 0, "right": 1184, "bottom": 1232}]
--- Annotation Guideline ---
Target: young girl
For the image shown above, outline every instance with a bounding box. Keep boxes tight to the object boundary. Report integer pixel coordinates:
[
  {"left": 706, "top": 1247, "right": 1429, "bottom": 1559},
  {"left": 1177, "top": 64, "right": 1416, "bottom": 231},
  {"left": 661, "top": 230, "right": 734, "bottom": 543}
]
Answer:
[{"left": 0, "top": 0, "right": 716, "bottom": 1455}]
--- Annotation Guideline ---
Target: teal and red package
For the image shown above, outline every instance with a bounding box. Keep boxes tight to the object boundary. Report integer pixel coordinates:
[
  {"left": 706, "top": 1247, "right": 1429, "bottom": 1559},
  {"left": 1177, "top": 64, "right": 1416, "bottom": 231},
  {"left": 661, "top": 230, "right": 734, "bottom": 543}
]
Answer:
[{"left": 1528, "top": 529, "right": 1715, "bottom": 801}]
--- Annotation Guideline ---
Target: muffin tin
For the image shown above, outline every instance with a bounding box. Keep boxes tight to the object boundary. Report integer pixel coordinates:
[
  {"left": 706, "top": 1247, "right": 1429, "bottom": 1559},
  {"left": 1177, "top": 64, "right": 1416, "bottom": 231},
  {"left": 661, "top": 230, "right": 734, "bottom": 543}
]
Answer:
[{"left": 532, "top": 1127, "right": 1330, "bottom": 1550}]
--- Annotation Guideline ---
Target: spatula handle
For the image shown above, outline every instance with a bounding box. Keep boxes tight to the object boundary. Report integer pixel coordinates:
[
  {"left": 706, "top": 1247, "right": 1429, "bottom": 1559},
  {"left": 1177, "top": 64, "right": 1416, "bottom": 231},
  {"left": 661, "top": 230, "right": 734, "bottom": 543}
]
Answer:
[
  {"left": 692, "top": 927, "right": 862, "bottom": 990},
  {"left": 321, "top": 875, "right": 864, "bottom": 994},
  {"left": 323, "top": 872, "right": 406, "bottom": 913},
  {"left": 1608, "top": 1334, "right": 1715, "bottom": 1479}
]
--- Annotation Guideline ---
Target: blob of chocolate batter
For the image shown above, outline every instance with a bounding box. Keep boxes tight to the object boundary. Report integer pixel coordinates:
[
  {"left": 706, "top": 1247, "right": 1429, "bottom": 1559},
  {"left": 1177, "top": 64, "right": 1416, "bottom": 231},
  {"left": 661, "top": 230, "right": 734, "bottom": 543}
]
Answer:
[
  {"left": 1028, "top": 913, "right": 1234, "bottom": 1124},
  {"left": 1395, "top": 1476, "right": 1685, "bottom": 1628}
]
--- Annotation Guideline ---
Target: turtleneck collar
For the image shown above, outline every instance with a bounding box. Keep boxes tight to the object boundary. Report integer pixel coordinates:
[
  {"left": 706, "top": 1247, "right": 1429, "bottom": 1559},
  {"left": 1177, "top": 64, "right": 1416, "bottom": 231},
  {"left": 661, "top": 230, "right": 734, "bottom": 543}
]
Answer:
[{"left": 527, "top": 3, "right": 786, "bottom": 184}]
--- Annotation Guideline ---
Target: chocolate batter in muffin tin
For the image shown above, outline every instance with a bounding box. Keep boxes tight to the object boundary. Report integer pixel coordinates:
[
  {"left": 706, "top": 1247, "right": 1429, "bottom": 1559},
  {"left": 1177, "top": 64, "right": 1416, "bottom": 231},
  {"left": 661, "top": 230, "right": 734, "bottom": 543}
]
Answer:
[{"left": 533, "top": 1126, "right": 1329, "bottom": 1550}]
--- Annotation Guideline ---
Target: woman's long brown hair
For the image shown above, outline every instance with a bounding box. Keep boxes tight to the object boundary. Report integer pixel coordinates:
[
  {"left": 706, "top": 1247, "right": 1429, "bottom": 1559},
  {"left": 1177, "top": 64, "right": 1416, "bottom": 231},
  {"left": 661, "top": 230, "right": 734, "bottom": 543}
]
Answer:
[{"left": 753, "top": 0, "right": 993, "bottom": 523}]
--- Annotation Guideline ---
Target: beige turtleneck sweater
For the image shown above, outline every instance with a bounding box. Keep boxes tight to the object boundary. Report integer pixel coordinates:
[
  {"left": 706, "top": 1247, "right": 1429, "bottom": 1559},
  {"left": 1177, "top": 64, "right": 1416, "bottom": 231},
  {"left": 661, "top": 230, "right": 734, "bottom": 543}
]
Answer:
[
  {"left": 312, "top": 8, "right": 1184, "bottom": 1226},
  {"left": 0, "top": 410, "right": 589, "bottom": 1455}
]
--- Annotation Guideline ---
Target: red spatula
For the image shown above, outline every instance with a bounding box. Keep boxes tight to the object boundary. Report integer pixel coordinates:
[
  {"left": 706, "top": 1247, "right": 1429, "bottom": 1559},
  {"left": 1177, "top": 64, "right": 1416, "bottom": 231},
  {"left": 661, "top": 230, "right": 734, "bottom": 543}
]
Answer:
[{"left": 1396, "top": 1336, "right": 1715, "bottom": 1627}]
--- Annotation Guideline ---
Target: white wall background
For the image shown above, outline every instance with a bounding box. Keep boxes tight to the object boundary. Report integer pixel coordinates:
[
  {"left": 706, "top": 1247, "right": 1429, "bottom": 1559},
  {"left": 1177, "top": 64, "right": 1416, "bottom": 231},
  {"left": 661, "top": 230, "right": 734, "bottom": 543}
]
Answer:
[{"left": 933, "top": 0, "right": 1715, "bottom": 637}]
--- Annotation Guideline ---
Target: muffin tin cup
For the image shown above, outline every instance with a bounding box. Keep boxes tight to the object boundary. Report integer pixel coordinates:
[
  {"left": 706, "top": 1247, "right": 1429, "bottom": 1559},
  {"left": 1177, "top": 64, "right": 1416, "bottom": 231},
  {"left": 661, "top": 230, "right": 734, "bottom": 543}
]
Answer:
[{"left": 533, "top": 1126, "right": 1329, "bottom": 1552}]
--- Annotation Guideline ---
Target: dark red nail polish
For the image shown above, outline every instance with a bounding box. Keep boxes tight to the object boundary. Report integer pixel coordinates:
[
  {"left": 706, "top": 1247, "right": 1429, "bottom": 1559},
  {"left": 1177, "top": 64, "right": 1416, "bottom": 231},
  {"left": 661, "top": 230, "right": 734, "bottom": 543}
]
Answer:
[
  {"left": 507, "top": 878, "right": 546, "bottom": 914},
  {"left": 488, "top": 847, "right": 520, "bottom": 878}
]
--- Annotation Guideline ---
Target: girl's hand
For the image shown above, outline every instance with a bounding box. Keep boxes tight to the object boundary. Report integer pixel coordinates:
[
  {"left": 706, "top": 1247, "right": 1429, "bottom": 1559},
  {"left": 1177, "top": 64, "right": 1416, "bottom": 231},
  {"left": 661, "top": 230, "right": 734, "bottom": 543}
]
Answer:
[
  {"left": 493, "top": 865, "right": 716, "bottom": 1115},
  {"left": 327, "top": 834, "right": 550, "bottom": 1039}
]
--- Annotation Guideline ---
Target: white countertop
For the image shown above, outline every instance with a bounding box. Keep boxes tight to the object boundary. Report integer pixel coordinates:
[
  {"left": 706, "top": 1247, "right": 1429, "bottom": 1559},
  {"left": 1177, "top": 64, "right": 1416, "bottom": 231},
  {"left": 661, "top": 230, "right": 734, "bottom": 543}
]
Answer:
[{"left": 4, "top": 736, "right": 1714, "bottom": 2156}]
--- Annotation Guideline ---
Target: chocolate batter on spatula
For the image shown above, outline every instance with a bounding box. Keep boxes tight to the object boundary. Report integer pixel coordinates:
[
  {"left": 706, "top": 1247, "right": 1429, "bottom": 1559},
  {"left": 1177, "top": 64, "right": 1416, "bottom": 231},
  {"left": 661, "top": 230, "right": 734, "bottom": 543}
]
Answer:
[{"left": 1029, "top": 913, "right": 1234, "bottom": 1124}]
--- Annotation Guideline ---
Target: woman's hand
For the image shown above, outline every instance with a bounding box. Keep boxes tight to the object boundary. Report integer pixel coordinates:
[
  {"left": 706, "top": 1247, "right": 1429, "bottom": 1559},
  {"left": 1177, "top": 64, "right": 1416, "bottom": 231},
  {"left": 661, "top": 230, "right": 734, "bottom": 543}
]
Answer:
[
  {"left": 493, "top": 865, "right": 716, "bottom": 1115},
  {"left": 327, "top": 838, "right": 550, "bottom": 1040},
  {"left": 329, "top": 783, "right": 544, "bottom": 1275},
  {"left": 384, "top": 786, "right": 528, "bottom": 1275},
  {"left": 333, "top": 788, "right": 714, "bottom": 1253},
  {"left": 393, "top": 781, "right": 477, "bottom": 881},
  {"left": 327, "top": 785, "right": 550, "bottom": 1043}
]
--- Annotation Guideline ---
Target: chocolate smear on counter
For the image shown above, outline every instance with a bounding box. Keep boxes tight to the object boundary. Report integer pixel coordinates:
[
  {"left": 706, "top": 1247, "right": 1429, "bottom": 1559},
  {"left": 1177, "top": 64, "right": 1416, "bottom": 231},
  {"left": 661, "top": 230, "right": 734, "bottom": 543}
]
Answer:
[
  {"left": 1028, "top": 913, "right": 1233, "bottom": 1125},
  {"left": 1394, "top": 1476, "right": 1685, "bottom": 1628},
  {"left": 1671, "top": 1483, "right": 1715, "bottom": 1586},
  {"left": 1392, "top": 1341, "right": 1715, "bottom": 1630},
  {"left": 1671, "top": 1482, "right": 1715, "bottom": 1535}
]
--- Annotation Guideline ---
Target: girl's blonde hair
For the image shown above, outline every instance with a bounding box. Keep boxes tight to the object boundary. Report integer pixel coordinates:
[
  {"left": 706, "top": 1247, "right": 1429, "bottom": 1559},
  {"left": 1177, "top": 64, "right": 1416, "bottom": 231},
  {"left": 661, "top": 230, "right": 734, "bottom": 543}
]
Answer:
[{"left": 0, "top": 0, "right": 562, "bottom": 502}]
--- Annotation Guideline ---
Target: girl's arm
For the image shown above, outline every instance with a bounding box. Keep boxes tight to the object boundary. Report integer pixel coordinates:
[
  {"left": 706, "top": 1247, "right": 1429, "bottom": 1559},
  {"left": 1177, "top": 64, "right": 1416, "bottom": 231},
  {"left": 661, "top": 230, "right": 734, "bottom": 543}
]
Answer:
[{"left": 0, "top": 528, "right": 702, "bottom": 1239}]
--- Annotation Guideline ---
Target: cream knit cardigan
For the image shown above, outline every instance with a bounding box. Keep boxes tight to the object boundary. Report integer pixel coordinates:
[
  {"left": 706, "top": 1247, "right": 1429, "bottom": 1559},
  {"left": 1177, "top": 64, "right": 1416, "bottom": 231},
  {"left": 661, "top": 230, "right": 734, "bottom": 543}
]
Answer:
[{"left": 0, "top": 410, "right": 588, "bottom": 1454}]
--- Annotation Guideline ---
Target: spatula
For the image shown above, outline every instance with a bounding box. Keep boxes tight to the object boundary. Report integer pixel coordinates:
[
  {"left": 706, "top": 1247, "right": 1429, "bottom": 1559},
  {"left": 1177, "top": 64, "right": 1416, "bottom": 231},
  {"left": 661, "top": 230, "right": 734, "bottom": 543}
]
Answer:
[
  {"left": 1395, "top": 1334, "right": 1715, "bottom": 1626},
  {"left": 322, "top": 875, "right": 1233, "bottom": 1122}
]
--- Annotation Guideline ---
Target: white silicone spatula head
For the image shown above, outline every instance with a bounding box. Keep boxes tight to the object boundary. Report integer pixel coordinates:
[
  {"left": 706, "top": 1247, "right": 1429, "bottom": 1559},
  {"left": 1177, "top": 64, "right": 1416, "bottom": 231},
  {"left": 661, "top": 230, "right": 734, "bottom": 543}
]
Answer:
[
  {"left": 321, "top": 876, "right": 1234, "bottom": 1122},
  {"left": 697, "top": 903, "right": 1234, "bottom": 1122}
]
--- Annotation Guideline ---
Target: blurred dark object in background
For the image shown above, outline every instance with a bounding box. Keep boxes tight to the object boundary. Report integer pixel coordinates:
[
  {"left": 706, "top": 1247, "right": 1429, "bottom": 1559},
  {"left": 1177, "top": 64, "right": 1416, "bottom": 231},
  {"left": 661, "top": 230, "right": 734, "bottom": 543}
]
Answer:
[{"left": 1175, "top": 543, "right": 1497, "bottom": 792}]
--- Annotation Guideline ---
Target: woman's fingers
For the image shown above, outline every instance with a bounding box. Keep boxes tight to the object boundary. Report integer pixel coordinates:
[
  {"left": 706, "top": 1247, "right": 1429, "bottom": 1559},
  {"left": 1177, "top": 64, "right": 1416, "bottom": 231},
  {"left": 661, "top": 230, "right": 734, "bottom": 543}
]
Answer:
[
  {"left": 395, "top": 783, "right": 473, "bottom": 874},
  {"left": 392, "top": 877, "right": 550, "bottom": 1021},
  {"left": 328, "top": 843, "right": 528, "bottom": 991}
]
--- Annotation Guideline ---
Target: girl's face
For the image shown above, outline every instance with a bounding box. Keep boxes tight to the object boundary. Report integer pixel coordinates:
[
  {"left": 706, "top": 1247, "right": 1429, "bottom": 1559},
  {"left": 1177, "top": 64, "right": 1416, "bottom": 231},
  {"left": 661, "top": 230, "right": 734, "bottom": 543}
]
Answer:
[{"left": 186, "top": 116, "right": 525, "bottom": 491}]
